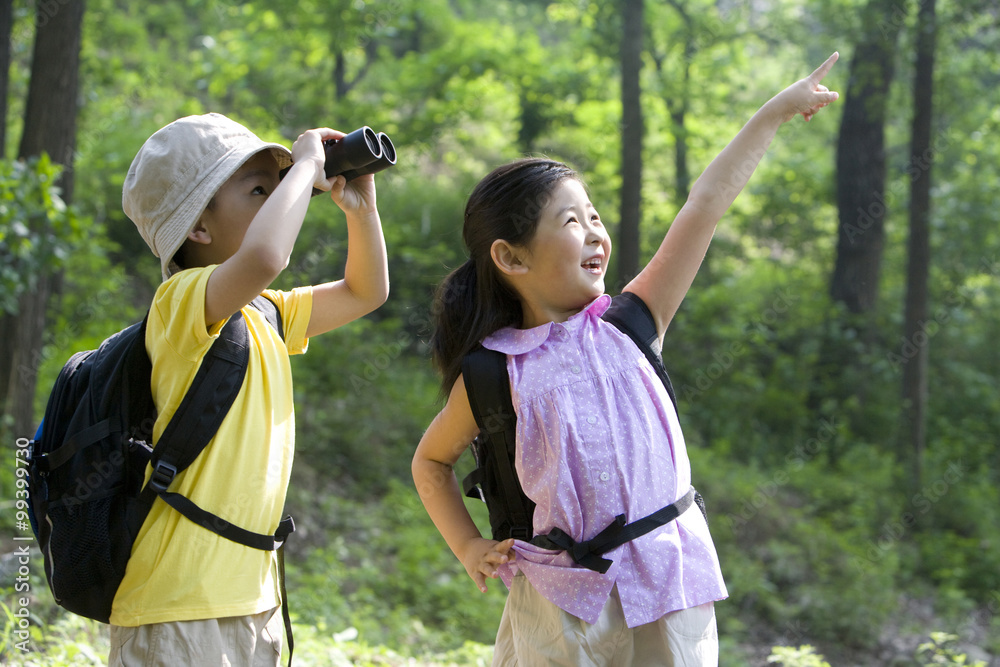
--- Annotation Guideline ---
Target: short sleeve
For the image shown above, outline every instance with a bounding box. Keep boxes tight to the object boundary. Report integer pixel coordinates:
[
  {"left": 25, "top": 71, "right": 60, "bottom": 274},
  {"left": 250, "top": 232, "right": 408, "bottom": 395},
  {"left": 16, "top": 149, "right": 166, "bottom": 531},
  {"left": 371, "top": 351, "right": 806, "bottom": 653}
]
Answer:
[
  {"left": 149, "top": 266, "right": 223, "bottom": 363},
  {"left": 261, "top": 286, "right": 312, "bottom": 355}
]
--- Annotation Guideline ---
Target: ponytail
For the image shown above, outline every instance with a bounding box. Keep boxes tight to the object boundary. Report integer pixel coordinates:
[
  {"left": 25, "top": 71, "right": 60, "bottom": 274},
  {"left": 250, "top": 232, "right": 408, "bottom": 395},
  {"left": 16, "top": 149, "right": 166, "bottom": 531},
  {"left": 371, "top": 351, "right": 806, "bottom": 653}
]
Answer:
[{"left": 431, "top": 258, "right": 522, "bottom": 394}]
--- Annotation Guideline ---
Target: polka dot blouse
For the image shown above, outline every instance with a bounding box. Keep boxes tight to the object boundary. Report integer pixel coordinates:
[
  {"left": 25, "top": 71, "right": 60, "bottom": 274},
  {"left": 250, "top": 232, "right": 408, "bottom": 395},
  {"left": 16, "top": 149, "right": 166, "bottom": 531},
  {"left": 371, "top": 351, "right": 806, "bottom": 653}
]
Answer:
[{"left": 483, "top": 294, "right": 728, "bottom": 627}]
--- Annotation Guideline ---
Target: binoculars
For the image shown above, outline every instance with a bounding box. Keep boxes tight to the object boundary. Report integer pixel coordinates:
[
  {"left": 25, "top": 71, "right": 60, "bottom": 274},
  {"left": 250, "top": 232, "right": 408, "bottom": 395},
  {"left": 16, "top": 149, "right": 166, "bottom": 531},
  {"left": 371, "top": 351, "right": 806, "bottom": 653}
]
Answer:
[{"left": 279, "top": 126, "right": 396, "bottom": 195}]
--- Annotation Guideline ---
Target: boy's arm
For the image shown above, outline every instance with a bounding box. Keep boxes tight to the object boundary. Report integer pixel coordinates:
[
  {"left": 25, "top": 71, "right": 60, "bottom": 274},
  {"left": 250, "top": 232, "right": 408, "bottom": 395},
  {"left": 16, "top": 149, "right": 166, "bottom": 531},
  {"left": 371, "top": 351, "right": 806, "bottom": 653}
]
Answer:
[
  {"left": 205, "top": 128, "right": 332, "bottom": 326},
  {"left": 624, "top": 52, "right": 840, "bottom": 340},
  {"left": 304, "top": 172, "right": 389, "bottom": 338},
  {"left": 411, "top": 377, "right": 516, "bottom": 593}
]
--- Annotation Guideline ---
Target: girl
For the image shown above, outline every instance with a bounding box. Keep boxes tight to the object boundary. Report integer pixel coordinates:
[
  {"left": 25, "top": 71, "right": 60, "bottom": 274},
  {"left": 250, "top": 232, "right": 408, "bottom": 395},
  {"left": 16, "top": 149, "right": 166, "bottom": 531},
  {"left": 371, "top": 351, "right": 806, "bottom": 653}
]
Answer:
[{"left": 412, "top": 54, "right": 840, "bottom": 665}]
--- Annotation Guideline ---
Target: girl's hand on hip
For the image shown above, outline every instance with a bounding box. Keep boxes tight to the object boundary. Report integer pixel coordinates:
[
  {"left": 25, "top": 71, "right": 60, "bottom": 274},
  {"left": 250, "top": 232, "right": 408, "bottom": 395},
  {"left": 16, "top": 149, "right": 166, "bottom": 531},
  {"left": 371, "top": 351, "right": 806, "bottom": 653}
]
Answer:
[{"left": 460, "top": 537, "right": 516, "bottom": 593}]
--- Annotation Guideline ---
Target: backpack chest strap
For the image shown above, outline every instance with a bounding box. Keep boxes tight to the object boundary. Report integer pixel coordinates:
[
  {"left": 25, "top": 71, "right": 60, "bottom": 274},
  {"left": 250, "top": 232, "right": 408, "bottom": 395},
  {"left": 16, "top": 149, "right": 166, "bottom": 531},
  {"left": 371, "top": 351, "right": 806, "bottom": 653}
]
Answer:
[{"left": 529, "top": 486, "right": 697, "bottom": 574}]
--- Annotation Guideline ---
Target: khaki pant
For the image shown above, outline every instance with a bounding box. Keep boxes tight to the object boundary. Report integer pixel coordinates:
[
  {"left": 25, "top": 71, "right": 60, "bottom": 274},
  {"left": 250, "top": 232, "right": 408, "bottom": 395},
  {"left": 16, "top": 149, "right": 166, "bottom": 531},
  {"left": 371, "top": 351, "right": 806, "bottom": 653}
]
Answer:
[
  {"left": 109, "top": 607, "right": 283, "bottom": 667},
  {"left": 493, "top": 575, "right": 718, "bottom": 666}
]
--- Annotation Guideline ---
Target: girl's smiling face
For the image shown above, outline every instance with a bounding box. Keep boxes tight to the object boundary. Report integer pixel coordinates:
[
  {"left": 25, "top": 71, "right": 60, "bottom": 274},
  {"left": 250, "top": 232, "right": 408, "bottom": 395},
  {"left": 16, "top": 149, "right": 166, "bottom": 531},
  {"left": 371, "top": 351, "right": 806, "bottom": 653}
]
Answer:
[{"left": 512, "top": 178, "right": 612, "bottom": 326}]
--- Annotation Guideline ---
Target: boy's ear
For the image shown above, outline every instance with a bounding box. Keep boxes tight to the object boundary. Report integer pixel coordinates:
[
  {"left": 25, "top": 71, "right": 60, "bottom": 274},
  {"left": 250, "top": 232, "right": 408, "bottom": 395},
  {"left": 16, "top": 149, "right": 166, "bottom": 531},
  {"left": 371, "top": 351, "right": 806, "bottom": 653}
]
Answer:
[
  {"left": 186, "top": 219, "right": 212, "bottom": 246},
  {"left": 490, "top": 239, "right": 528, "bottom": 276}
]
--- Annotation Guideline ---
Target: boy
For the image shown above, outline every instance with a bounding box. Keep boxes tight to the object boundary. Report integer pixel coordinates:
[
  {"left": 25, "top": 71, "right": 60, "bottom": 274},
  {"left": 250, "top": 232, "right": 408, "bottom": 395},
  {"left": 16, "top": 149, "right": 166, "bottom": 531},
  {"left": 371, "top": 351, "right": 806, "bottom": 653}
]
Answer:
[{"left": 110, "top": 113, "right": 389, "bottom": 665}]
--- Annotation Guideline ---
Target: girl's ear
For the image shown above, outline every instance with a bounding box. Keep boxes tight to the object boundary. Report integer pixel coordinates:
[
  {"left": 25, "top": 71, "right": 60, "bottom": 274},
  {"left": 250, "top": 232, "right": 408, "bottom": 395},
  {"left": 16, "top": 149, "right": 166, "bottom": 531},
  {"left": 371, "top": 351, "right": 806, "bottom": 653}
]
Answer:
[{"left": 490, "top": 239, "right": 528, "bottom": 276}]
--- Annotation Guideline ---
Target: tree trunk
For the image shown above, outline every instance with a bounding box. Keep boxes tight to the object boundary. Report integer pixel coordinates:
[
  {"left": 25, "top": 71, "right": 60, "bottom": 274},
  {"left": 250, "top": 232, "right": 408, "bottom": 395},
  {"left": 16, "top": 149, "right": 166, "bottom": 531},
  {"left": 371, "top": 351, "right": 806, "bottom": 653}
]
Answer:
[
  {"left": 332, "top": 38, "right": 376, "bottom": 102},
  {"left": 617, "top": 0, "right": 643, "bottom": 290},
  {"left": 830, "top": 0, "right": 906, "bottom": 313},
  {"left": 807, "top": 0, "right": 907, "bottom": 446},
  {"left": 662, "top": 0, "right": 693, "bottom": 202},
  {"left": 517, "top": 91, "right": 546, "bottom": 154},
  {"left": 0, "top": 0, "right": 14, "bottom": 423},
  {"left": 669, "top": 95, "right": 690, "bottom": 203},
  {"left": 0, "top": 0, "right": 12, "bottom": 156},
  {"left": 333, "top": 50, "right": 348, "bottom": 101},
  {"left": 900, "top": 0, "right": 936, "bottom": 491},
  {"left": 2, "top": 0, "right": 85, "bottom": 439},
  {"left": 18, "top": 1, "right": 84, "bottom": 195}
]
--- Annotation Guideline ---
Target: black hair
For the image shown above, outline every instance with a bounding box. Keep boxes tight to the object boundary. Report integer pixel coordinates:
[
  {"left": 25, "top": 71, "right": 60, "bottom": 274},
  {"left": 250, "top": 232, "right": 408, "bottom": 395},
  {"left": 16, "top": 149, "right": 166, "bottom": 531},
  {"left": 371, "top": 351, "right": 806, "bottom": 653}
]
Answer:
[{"left": 431, "top": 157, "right": 580, "bottom": 393}]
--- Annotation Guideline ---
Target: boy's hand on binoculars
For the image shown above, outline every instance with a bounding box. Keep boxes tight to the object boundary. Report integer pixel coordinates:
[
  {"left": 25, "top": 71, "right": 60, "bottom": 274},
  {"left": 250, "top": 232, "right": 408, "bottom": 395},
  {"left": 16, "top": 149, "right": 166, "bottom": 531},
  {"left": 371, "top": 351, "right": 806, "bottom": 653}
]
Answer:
[
  {"left": 329, "top": 169, "right": 378, "bottom": 218},
  {"left": 291, "top": 128, "right": 339, "bottom": 192}
]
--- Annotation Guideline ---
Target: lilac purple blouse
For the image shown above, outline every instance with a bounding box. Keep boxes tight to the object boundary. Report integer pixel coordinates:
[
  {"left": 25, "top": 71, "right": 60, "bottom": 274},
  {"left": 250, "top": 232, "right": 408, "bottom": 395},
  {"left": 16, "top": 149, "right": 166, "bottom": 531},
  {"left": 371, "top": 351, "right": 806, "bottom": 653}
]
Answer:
[{"left": 483, "top": 294, "right": 728, "bottom": 627}]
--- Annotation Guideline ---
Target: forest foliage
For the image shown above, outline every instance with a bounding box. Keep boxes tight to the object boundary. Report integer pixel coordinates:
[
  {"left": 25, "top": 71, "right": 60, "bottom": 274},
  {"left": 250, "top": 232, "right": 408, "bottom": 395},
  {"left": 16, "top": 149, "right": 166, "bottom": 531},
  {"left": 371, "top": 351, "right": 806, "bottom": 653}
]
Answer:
[{"left": 1, "top": 0, "right": 999, "bottom": 664}]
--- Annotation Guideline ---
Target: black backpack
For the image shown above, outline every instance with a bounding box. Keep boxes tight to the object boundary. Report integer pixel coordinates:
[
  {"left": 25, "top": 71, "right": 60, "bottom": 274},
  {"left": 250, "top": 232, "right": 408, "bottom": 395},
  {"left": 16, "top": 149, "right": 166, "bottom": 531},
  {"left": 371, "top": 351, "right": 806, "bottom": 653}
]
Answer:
[
  {"left": 27, "top": 296, "right": 295, "bottom": 643},
  {"left": 460, "top": 292, "right": 705, "bottom": 574}
]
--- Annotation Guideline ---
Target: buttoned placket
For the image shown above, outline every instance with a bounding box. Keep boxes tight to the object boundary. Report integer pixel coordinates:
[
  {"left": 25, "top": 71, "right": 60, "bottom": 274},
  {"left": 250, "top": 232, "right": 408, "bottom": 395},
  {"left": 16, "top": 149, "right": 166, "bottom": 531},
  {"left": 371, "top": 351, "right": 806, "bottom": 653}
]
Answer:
[{"left": 562, "top": 322, "right": 618, "bottom": 497}]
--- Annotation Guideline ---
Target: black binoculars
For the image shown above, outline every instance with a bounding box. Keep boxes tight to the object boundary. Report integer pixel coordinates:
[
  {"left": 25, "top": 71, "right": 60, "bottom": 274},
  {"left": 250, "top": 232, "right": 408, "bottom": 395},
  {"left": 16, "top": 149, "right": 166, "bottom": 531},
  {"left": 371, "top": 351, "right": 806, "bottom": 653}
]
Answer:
[{"left": 279, "top": 126, "right": 396, "bottom": 195}]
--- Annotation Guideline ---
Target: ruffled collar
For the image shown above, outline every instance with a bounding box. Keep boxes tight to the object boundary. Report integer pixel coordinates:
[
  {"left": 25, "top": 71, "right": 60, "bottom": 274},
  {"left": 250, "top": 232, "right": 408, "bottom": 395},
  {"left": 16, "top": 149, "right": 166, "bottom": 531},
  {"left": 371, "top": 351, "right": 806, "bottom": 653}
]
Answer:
[{"left": 482, "top": 295, "right": 612, "bottom": 355}]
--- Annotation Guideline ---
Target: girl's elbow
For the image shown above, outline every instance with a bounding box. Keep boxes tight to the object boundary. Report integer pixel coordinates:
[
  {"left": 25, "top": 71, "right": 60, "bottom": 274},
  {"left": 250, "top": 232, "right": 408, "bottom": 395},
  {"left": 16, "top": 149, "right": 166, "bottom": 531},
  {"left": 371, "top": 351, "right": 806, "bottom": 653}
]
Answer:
[
  {"left": 411, "top": 452, "right": 426, "bottom": 479},
  {"left": 411, "top": 452, "right": 434, "bottom": 490}
]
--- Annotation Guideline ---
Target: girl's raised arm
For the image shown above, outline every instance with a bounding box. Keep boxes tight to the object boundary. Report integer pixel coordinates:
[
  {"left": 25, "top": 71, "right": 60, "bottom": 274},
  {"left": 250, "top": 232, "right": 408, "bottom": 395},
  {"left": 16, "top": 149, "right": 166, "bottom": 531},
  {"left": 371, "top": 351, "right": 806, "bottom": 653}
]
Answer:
[{"left": 624, "top": 53, "right": 839, "bottom": 340}]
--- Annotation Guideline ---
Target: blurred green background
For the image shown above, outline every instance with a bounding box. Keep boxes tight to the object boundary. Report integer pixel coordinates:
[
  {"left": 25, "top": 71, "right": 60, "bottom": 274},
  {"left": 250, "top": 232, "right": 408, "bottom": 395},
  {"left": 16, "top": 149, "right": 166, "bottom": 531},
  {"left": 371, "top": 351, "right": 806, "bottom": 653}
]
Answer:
[{"left": 1, "top": 0, "right": 998, "bottom": 664}]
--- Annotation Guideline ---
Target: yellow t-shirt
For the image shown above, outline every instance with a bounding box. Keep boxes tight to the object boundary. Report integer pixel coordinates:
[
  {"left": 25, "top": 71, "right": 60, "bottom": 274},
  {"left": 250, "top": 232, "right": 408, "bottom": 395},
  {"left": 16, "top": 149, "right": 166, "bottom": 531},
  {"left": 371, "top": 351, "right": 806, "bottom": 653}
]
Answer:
[{"left": 110, "top": 266, "right": 312, "bottom": 626}]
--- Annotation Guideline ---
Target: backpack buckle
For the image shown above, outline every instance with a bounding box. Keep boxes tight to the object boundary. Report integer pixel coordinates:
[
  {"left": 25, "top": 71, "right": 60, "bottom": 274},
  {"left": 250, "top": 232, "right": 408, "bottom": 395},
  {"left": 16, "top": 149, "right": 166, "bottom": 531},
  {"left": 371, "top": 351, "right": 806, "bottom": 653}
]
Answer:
[
  {"left": 509, "top": 526, "right": 532, "bottom": 541},
  {"left": 148, "top": 461, "right": 177, "bottom": 493}
]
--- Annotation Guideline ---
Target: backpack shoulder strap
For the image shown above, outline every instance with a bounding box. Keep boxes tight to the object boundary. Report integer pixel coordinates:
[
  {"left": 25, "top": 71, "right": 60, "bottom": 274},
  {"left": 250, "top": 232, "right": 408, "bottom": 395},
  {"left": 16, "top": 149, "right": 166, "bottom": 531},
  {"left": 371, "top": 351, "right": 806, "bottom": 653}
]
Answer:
[
  {"left": 603, "top": 292, "right": 678, "bottom": 412},
  {"left": 250, "top": 294, "right": 284, "bottom": 341},
  {"left": 140, "top": 309, "right": 293, "bottom": 551},
  {"left": 462, "top": 346, "right": 514, "bottom": 436},
  {"left": 148, "top": 295, "right": 281, "bottom": 481},
  {"left": 461, "top": 346, "right": 535, "bottom": 541},
  {"left": 145, "top": 309, "right": 251, "bottom": 486}
]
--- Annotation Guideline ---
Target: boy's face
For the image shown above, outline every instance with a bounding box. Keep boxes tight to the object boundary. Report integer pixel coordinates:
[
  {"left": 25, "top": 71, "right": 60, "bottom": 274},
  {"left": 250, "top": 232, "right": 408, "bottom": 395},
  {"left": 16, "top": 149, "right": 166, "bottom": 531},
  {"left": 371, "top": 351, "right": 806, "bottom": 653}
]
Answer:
[{"left": 198, "top": 150, "right": 281, "bottom": 263}]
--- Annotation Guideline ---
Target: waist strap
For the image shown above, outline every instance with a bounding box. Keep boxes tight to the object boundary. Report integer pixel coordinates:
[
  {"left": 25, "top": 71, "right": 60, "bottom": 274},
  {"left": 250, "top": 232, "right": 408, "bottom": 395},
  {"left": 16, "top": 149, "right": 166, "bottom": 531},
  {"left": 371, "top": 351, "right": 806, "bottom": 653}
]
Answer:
[{"left": 529, "top": 486, "right": 697, "bottom": 574}]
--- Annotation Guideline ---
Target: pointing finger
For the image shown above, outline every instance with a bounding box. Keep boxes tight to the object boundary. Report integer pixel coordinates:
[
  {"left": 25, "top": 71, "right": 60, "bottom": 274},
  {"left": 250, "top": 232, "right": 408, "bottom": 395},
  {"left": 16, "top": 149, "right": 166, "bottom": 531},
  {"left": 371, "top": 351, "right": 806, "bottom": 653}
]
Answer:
[{"left": 809, "top": 51, "right": 839, "bottom": 83}]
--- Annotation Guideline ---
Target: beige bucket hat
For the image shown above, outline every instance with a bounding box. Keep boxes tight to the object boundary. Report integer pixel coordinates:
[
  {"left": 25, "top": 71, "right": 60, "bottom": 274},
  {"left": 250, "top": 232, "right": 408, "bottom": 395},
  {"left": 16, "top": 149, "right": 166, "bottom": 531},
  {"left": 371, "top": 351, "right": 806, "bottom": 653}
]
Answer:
[{"left": 123, "top": 113, "right": 293, "bottom": 280}]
